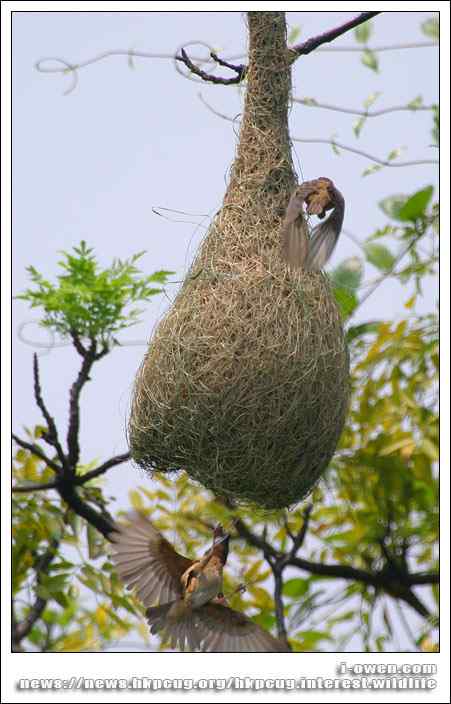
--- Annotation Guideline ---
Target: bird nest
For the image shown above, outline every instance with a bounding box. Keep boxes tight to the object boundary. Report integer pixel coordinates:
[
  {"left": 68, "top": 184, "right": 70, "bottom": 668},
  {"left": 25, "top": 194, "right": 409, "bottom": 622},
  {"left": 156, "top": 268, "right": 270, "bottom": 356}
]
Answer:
[{"left": 128, "top": 12, "right": 350, "bottom": 509}]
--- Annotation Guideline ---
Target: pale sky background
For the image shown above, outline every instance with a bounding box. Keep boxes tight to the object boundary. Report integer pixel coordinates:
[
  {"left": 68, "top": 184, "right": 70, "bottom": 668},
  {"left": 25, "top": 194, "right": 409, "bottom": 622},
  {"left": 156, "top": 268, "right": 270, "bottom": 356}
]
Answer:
[{"left": 12, "top": 10, "right": 439, "bottom": 652}]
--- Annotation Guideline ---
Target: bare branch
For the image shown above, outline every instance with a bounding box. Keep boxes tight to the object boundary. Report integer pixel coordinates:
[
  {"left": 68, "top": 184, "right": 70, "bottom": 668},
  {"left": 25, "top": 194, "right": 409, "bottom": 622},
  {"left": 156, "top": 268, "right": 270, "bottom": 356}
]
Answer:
[
  {"left": 291, "top": 137, "right": 438, "bottom": 168},
  {"left": 57, "top": 480, "right": 115, "bottom": 539},
  {"left": 178, "top": 48, "right": 245, "bottom": 85},
  {"left": 290, "top": 12, "right": 381, "bottom": 58},
  {"left": 272, "top": 567, "right": 291, "bottom": 649},
  {"left": 315, "top": 41, "right": 438, "bottom": 53},
  {"left": 12, "top": 434, "right": 61, "bottom": 474},
  {"left": 33, "top": 354, "right": 66, "bottom": 471},
  {"left": 198, "top": 94, "right": 438, "bottom": 169},
  {"left": 75, "top": 452, "right": 130, "bottom": 485},
  {"left": 350, "top": 230, "right": 425, "bottom": 318},
  {"left": 233, "top": 517, "right": 437, "bottom": 620},
  {"left": 66, "top": 338, "right": 105, "bottom": 471},
  {"left": 293, "top": 97, "right": 435, "bottom": 118},
  {"left": 12, "top": 480, "right": 59, "bottom": 493},
  {"left": 289, "top": 504, "right": 313, "bottom": 557},
  {"left": 12, "top": 540, "right": 59, "bottom": 649}
]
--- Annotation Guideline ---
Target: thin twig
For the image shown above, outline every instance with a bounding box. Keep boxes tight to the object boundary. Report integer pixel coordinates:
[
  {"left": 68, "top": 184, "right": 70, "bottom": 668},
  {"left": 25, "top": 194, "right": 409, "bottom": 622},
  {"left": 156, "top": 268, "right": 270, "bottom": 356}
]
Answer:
[
  {"left": 315, "top": 41, "right": 438, "bottom": 53},
  {"left": 57, "top": 480, "right": 116, "bottom": 539},
  {"left": 233, "top": 517, "right": 437, "bottom": 620},
  {"left": 12, "top": 452, "right": 130, "bottom": 492},
  {"left": 75, "top": 452, "right": 130, "bottom": 485},
  {"left": 292, "top": 137, "right": 438, "bottom": 168},
  {"left": 12, "top": 480, "right": 59, "bottom": 493},
  {"left": 66, "top": 338, "right": 108, "bottom": 471},
  {"left": 293, "top": 97, "right": 435, "bottom": 117},
  {"left": 290, "top": 12, "right": 381, "bottom": 58},
  {"left": 179, "top": 48, "right": 245, "bottom": 85},
  {"left": 289, "top": 504, "right": 313, "bottom": 557},
  {"left": 198, "top": 94, "right": 438, "bottom": 169},
  {"left": 12, "top": 434, "right": 61, "bottom": 474},
  {"left": 272, "top": 567, "right": 291, "bottom": 649},
  {"left": 12, "top": 540, "right": 59, "bottom": 649},
  {"left": 350, "top": 230, "right": 425, "bottom": 318},
  {"left": 33, "top": 354, "right": 66, "bottom": 471}
]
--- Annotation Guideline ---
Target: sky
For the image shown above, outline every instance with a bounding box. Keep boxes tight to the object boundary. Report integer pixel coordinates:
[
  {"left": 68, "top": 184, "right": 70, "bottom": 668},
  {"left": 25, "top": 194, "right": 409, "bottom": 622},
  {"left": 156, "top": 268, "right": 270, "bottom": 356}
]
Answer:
[{"left": 11, "top": 10, "right": 439, "bottom": 652}]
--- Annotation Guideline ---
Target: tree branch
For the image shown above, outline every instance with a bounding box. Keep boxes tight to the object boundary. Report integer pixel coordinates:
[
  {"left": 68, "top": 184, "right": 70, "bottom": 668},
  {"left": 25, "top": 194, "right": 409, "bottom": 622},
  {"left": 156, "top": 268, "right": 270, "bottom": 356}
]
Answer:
[
  {"left": 12, "top": 540, "right": 59, "bottom": 650},
  {"left": 233, "top": 517, "right": 437, "bottom": 620},
  {"left": 292, "top": 137, "right": 438, "bottom": 168},
  {"left": 290, "top": 12, "right": 381, "bottom": 58},
  {"left": 33, "top": 353, "right": 66, "bottom": 471},
  {"left": 178, "top": 48, "right": 246, "bottom": 85},
  {"left": 12, "top": 480, "right": 59, "bottom": 493},
  {"left": 349, "top": 230, "right": 425, "bottom": 318},
  {"left": 57, "top": 480, "right": 116, "bottom": 539},
  {"left": 66, "top": 338, "right": 102, "bottom": 471},
  {"left": 272, "top": 566, "right": 291, "bottom": 649},
  {"left": 75, "top": 452, "right": 130, "bottom": 485},
  {"left": 12, "top": 434, "right": 61, "bottom": 474},
  {"left": 289, "top": 504, "right": 313, "bottom": 558},
  {"left": 293, "top": 97, "right": 435, "bottom": 118},
  {"left": 198, "top": 94, "right": 438, "bottom": 169}
]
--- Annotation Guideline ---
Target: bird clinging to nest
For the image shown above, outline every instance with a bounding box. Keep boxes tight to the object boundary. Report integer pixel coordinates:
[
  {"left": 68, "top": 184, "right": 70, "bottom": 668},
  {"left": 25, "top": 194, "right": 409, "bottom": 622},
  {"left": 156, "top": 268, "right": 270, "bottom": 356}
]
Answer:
[
  {"left": 110, "top": 514, "right": 288, "bottom": 652},
  {"left": 281, "top": 177, "right": 345, "bottom": 270}
]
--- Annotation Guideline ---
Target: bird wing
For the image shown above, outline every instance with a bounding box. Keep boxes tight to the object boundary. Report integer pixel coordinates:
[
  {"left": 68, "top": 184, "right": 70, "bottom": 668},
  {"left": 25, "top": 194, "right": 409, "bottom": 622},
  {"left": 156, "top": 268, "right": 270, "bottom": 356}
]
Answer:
[
  {"left": 280, "top": 189, "right": 310, "bottom": 268},
  {"left": 305, "top": 217, "right": 340, "bottom": 271},
  {"left": 195, "top": 603, "right": 290, "bottom": 652},
  {"left": 110, "top": 514, "right": 194, "bottom": 606},
  {"left": 146, "top": 603, "right": 204, "bottom": 652}
]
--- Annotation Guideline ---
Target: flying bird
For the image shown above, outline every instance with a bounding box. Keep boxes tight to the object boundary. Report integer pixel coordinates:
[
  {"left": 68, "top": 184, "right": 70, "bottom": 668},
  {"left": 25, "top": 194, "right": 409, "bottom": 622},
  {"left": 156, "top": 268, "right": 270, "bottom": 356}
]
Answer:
[
  {"left": 280, "top": 177, "right": 345, "bottom": 271},
  {"left": 110, "top": 514, "right": 288, "bottom": 652}
]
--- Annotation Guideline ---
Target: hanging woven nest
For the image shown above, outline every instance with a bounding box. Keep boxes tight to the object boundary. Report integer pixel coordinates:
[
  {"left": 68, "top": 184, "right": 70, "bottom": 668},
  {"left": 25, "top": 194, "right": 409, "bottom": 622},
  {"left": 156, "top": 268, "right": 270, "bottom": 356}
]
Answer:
[{"left": 128, "top": 13, "right": 350, "bottom": 509}]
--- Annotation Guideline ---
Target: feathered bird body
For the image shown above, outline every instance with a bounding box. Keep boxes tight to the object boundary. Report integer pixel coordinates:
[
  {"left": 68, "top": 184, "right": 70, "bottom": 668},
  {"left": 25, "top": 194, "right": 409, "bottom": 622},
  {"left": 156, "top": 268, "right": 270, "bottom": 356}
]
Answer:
[
  {"left": 280, "top": 177, "right": 345, "bottom": 270},
  {"left": 110, "top": 516, "right": 286, "bottom": 652}
]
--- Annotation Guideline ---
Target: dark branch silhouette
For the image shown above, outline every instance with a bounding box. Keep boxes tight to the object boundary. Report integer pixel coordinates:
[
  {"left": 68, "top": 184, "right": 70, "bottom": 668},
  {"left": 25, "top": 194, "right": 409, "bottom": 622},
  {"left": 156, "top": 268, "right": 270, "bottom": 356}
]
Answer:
[
  {"left": 178, "top": 48, "right": 246, "bottom": 85},
  {"left": 291, "top": 11, "right": 381, "bottom": 58},
  {"left": 12, "top": 540, "right": 59, "bottom": 650},
  {"left": 233, "top": 516, "right": 436, "bottom": 621}
]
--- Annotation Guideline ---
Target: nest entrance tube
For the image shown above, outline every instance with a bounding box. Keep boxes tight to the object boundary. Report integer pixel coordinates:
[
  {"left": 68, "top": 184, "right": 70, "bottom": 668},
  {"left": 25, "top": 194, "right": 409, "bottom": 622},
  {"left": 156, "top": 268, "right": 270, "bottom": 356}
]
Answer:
[{"left": 129, "top": 12, "right": 350, "bottom": 509}]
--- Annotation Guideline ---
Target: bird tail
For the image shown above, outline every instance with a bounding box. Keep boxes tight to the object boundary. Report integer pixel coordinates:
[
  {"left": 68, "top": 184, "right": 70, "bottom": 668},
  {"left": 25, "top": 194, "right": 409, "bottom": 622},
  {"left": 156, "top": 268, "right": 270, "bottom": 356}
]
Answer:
[{"left": 146, "top": 601, "right": 203, "bottom": 652}]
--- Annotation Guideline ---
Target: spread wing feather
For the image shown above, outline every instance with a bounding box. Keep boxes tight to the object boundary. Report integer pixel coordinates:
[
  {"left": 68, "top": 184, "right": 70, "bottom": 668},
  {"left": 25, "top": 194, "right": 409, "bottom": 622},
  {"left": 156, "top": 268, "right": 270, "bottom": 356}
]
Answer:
[
  {"left": 197, "top": 603, "right": 289, "bottom": 652},
  {"left": 110, "top": 514, "right": 194, "bottom": 606},
  {"left": 280, "top": 185, "right": 314, "bottom": 269},
  {"left": 304, "top": 218, "right": 340, "bottom": 271}
]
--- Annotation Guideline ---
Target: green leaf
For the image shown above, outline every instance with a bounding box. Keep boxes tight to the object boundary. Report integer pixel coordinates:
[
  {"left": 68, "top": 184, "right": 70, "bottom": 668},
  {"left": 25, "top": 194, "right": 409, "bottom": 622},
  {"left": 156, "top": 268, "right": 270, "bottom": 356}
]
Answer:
[
  {"left": 330, "top": 135, "right": 341, "bottom": 156},
  {"left": 363, "top": 91, "right": 381, "bottom": 109},
  {"left": 407, "top": 95, "right": 423, "bottom": 110},
  {"left": 361, "top": 48, "right": 378, "bottom": 73},
  {"left": 355, "top": 21, "right": 372, "bottom": 44},
  {"left": 331, "top": 257, "right": 363, "bottom": 293},
  {"left": 332, "top": 285, "right": 358, "bottom": 318},
  {"left": 346, "top": 321, "right": 380, "bottom": 343},
  {"left": 379, "top": 195, "right": 408, "bottom": 219},
  {"left": 353, "top": 116, "right": 366, "bottom": 138},
  {"left": 362, "top": 164, "right": 382, "bottom": 177},
  {"left": 421, "top": 17, "right": 439, "bottom": 40},
  {"left": 387, "top": 148, "right": 402, "bottom": 162},
  {"left": 283, "top": 578, "right": 309, "bottom": 598},
  {"left": 363, "top": 243, "right": 395, "bottom": 271},
  {"left": 396, "top": 186, "right": 434, "bottom": 222},
  {"left": 431, "top": 105, "right": 439, "bottom": 146},
  {"left": 288, "top": 26, "right": 301, "bottom": 44}
]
